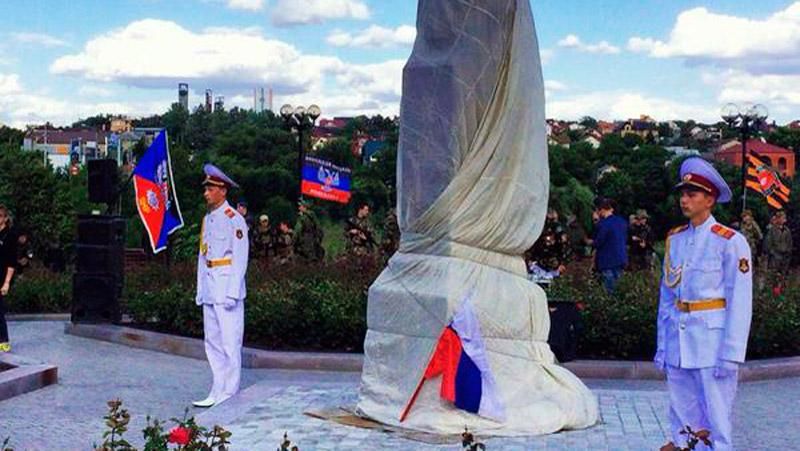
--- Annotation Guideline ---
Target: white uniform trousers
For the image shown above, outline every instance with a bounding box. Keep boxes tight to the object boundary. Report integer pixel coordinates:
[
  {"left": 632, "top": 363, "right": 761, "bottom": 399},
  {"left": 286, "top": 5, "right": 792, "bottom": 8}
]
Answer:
[
  {"left": 203, "top": 302, "right": 244, "bottom": 402},
  {"left": 667, "top": 365, "right": 738, "bottom": 451}
]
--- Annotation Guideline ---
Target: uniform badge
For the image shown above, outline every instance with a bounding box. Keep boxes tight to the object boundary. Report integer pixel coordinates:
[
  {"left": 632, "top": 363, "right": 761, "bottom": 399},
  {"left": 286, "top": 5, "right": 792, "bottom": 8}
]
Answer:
[
  {"left": 739, "top": 258, "right": 750, "bottom": 274},
  {"left": 236, "top": 229, "right": 243, "bottom": 239}
]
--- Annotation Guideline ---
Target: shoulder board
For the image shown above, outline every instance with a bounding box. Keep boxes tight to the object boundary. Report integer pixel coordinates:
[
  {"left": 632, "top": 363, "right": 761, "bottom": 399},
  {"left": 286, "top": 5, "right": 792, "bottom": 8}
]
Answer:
[
  {"left": 224, "top": 208, "right": 236, "bottom": 219},
  {"left": 667, "top": 224, "right": 688, "bottom": 237},
  {"left": 711, "top": 224, "right": 735, "bottom": 240}
]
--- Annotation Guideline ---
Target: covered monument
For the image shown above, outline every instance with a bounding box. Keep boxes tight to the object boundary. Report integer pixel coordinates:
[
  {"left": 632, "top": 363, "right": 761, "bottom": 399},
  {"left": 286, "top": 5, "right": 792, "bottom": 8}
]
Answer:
[{"left": 356, "top": 0, "right": 599, "bottom": 435}]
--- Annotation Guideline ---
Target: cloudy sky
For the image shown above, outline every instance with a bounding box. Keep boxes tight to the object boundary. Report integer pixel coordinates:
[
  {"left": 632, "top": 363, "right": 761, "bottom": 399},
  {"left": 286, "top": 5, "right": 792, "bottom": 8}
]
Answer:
[{"left": 0, "top": 0, "right": 799, "bottom": 128}]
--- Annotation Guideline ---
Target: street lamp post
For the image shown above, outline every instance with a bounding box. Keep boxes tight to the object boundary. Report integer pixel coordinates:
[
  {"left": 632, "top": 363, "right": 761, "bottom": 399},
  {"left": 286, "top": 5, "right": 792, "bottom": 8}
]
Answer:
[
  {"left": 280, "top": 104, "right": 321, "bottom": 199},
  {"left": 721, "top": 103, "right": 769, "bottom": 215}
]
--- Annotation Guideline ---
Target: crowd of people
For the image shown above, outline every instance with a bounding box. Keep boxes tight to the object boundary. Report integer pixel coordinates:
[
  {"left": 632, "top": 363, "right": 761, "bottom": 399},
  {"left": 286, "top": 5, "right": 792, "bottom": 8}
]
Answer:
[
  {"left": 524, "top": 197, "right": 795, "bottom": 294},
  {"left": 235, "top": 199, "right": 401, "bottom": 266}
]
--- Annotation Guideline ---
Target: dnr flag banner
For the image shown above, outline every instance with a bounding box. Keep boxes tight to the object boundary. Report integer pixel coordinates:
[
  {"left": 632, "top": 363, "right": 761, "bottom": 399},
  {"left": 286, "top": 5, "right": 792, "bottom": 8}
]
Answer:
[
  {"left": 746, "top": 151, "right": 791, "bottom": 210},
  {"left": 400, "top": 291, "right": 505, "bottom": 423},
  {"left": 133, "top": 130, "right": 184, "bottom": 253},
  {"left": 301, "top": 156, "right": 352, "bottom": 204}
]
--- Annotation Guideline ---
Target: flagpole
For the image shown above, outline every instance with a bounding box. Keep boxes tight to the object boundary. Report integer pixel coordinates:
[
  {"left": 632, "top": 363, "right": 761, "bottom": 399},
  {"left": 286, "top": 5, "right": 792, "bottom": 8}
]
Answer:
[{"left": 741, "top": 130, "right": 748, "bottom": 215}]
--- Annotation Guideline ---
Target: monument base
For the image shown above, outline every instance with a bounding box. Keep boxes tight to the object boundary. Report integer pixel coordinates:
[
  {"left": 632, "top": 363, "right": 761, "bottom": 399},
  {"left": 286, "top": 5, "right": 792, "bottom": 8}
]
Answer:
[{"left": 356, "top": 252, "right": 599, "bottom": 435}]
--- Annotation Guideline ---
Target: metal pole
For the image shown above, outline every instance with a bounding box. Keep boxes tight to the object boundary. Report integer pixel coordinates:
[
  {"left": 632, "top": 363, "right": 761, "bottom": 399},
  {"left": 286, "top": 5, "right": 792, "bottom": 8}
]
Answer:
[
  {"left": 740, "top": 124, "right": 748, "bottom": 216},
  {"left": 297, "top": 120, "right": 305, "bottom": 200}
]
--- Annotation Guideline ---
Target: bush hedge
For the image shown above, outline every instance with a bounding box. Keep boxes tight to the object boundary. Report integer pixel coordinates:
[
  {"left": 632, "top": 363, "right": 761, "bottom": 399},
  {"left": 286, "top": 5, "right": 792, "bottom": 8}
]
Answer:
[{"left": 7, "top": 258, "right": 799, "bottom": 359}]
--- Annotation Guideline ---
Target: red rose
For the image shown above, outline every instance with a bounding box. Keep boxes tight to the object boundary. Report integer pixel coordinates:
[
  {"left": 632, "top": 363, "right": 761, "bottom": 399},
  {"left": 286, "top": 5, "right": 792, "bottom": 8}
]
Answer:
[
  {"left": 575, "top": 302, "right": 586, "bottom": 312},
  {"left": 168, "top": 426, "right": 192, "bottom": 445},
  {"left": 773, "top": 285, "right": 783, "bottom": 297}
]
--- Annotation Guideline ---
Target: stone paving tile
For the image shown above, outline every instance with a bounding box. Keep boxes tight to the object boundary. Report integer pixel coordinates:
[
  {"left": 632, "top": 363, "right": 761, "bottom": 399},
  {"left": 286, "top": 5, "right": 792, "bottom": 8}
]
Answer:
[{"left": 1, "top": 321, "right": 799, "bottom": 450}]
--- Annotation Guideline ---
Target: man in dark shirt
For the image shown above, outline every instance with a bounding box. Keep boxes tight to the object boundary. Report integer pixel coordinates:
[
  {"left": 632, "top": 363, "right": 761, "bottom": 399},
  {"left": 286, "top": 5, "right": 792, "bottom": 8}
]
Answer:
[
  {"left": 0, "top": 205, "right": 17, "bottom": 352},
  {"left": 592, "top": 197, "right": 628, "bottom": 293}
]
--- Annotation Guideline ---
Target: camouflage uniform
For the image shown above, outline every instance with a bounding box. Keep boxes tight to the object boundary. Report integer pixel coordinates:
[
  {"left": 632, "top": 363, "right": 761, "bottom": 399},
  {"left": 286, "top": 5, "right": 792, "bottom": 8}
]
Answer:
[
  {"left": 765, "top": 222, "right": 793, "bottom": 271},
  {"left": 294, "top": 209, "right": 325, "bottom": 261},
  {"left": 381, "top": 208, "right": 400, "bottom": 258},
  {"left": 252, "top": 224, "right": 275, "bottom": 261},
  {"left": 345, "top": 215, "right": 376, "bottom": 256},
  {"left": 740, "top": 216, "right": 763, "bottom": 264},
  {"left": 525, "top": 218, "right": 571, "bottom": 272},
  {"left": 628, "top": 220, "right": 655, "bottom": 271},
  {"left": 273, "top": 229, "right": 295, "bottom": 264}
]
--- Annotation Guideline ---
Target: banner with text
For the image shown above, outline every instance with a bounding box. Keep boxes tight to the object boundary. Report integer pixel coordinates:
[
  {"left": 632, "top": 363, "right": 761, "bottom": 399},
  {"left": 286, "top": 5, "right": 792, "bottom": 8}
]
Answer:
[{"left": 301, "top": 156, "right": 352, "bottom": 204}]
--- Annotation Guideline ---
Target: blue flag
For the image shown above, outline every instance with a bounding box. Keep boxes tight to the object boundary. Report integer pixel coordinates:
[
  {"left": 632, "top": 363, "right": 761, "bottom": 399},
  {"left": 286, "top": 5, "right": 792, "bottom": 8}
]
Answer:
[{"left": 132, "top": 130, "right": 184, "bottom": 253}]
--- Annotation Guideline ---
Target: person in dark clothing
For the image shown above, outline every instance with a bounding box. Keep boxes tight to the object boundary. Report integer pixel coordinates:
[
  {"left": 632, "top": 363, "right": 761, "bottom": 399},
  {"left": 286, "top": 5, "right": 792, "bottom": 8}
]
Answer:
[
  {"left": 628, "top": 209, "right": 655, "bottom": 271},
  {"left": 0, "top": 205, "right": 18, "bottom": 352},
  {"left": 591, "top": 198, "right": 628, "bottom": 293}
]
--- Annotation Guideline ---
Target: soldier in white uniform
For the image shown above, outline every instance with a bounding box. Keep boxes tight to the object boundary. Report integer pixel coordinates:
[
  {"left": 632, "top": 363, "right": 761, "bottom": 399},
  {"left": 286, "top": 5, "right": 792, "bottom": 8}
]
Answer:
[
  {"left": 193, "top": 164, "right": 249, "bottom": 408},
  {"left": 656, "top": 158, "right": 752, "bottom": 451}
]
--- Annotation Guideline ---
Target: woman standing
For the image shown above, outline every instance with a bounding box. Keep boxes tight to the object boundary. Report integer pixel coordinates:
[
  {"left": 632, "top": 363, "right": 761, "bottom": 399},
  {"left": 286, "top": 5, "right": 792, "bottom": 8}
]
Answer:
[{"left": 0, "top": 205, "right": 17, "bottom": 353}]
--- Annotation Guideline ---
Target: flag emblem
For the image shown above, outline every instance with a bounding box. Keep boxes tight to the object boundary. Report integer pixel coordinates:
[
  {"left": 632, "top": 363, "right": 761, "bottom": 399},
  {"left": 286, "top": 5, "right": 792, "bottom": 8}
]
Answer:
[
  {"left": 133, "top": 130, "right": 184, "bottom": 253},
  {"left": 746, "top": 151, "right": 791, "bottom": 209}
]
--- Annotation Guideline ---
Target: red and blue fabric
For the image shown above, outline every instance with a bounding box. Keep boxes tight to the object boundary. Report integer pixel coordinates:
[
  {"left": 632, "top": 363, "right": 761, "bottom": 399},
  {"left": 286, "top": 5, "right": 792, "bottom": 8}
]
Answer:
[
  {"left": 132, "top": 130, "right": 184, "bottom": 253},
  {"left": 300, "top": 156, "right": 352, "bottom": 204},
  {"left": 400, "top": 295, "right": 505, "bottom": 422}
]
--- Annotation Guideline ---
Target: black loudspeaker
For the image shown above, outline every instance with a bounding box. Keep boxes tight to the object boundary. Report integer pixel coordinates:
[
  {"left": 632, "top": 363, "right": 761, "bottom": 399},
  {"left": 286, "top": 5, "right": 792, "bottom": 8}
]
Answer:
[
  {"left": 87, "top": 159, "right": 119, "bottom": 204},
  {"left": 547, "top": 302, "right": 581, "bottom": 363},
  {"left": 72, "top": 215, "right": 125, "bottom": 324},
  {"left": 77, "top": 215, "right": 125, "bottom": 246},
  {"left": 72, "top": 274, "right": 121, "bottom": 323}
]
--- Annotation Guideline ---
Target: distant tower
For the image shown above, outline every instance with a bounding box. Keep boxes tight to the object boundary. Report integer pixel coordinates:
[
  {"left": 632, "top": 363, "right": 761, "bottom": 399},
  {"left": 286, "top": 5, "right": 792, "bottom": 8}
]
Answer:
[
  {"left": 214, "top": 96, "right": 224, "bottom": 112},
  {"left": 259, "top": 87, "right": 265, "bottom": 113},
  {"left": 178, "top": 83, "right": 189, "bottom": 110},
  {"left": 268, "top": 87, "right": 274, "bottom": 112},
  {"left": 253, "top": 88, "right": 257, "bottom": 112},
  {"left": 205, "top": 89, "right": 213, "bottom": 112}
]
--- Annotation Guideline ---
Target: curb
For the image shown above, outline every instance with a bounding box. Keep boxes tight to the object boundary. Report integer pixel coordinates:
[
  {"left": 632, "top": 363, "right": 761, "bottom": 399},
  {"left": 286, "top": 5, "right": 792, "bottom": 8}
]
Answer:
[
  {"left": 0, "top": 353, "right": 58, "bottom": 402},
  {"left": 63, "top": 323, "right": 800, "bottom": 380},
  {"left": 64, "top": 323, "right": 363, "bottom": 372},
  {"left": 7, "top": 313, "right": 71, "bottom": 322}
]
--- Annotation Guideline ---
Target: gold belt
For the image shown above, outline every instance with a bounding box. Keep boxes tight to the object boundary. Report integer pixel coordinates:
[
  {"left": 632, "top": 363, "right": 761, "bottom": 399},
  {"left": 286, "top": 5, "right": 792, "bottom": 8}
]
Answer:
[
  {"left": 206, "top": 258, "right": 232, "bottom": 268},
  {"left": 675, "top": 298, "right": 726, "bottom": 313}
]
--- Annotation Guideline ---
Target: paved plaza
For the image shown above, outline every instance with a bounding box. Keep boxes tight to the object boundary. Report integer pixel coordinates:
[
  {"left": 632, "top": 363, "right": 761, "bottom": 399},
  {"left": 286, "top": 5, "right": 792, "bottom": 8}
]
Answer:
[{"left": 1, "top": 321, "right": 798, "bottom": 450}]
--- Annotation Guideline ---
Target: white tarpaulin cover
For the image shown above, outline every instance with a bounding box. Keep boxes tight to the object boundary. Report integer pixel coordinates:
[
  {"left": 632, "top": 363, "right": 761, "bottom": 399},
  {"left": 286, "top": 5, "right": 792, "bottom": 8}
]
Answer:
[{"left": 356, "top": 0, "right": 599, "bottom": 435}]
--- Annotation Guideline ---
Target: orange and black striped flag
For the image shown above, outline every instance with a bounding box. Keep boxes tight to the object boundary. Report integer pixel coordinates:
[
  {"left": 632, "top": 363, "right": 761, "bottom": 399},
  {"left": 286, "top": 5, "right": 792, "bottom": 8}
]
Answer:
[{"left": 746, "top": 151, "right": 791, "bottom": 209}]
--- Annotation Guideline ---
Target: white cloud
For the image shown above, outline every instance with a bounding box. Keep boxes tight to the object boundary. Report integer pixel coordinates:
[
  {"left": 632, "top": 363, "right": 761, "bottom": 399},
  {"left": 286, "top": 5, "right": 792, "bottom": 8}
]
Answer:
[
  {"left": 77, "top": 85, "right": 114, "bottom": 97},
  {"left": 715, "top": 70, "right": 800, "bottom": 108},
  {"left": 557, "top": 34, "right": 620, "bottom": 54},
  {"left": 545, "top": 80, "right": 567, "bottom": 92},
  {"left": 0, "top": 74, "right": 22, "bottom": 95},
  {"left": 627, "top": 3, "right": 800, "bottom": 74},
  {"left": 539, "top": 48, "right": 554, "bottom": 65},
  {"left": 226, "top": 0, "right": 264, "bottom": 11},
  {"left": 50, "top": 19, "right": 343, "bottom": 93},
  {"left": 547, "top": 90, "right": 717, "bottom": 122},
  {"left": 326, "top": 25, "right": 415, "bottom": 48},
  {"left": 11, "top": 32, "right": 68, "bottom": 47},
  {"left": 271, "top": 0, "right": 369, "bottom": 26},
  {"left": 0, "top": 72, "right": 165, "bottom": 128}
]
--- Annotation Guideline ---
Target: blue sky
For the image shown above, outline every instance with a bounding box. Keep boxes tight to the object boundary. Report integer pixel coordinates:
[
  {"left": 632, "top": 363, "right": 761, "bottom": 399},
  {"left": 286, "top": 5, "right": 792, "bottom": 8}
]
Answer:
[{"left": 0, "top": 0, "right": 799, "bottom": 128}]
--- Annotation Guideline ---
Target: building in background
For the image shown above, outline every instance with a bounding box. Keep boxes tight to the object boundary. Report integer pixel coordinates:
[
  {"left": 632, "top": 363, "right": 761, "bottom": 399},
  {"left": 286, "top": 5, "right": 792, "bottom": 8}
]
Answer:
[{"left": 714, "top": 138, "right": 796, "bottom": 178}]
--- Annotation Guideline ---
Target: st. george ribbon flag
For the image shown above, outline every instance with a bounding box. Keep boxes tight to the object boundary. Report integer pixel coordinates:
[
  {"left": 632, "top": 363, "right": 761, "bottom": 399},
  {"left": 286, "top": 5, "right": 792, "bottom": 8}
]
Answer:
[{"left": 132, "top": 129, "right": 184, "bottom": 253}]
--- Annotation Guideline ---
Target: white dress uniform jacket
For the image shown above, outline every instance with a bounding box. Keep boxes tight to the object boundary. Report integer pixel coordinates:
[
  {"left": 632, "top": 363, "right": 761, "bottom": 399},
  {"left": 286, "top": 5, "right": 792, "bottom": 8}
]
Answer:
[
  {"left": 657, "top": 215, "right": 752, "bottom": 369},
  {"left": 196, "top": 201, "right": 249, "bottom": 306}
]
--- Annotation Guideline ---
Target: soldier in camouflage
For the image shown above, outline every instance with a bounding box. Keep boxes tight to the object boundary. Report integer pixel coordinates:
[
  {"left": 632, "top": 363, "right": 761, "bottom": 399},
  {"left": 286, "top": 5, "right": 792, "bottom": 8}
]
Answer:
[
  {"left": 628, "top": 209, "right": 655, "bottom": 271},
  {"left": 740, "top": 210, "right": 763, "bottom": 266},
  {"left": 525, "top": 208, "right": 571, "bottom": 273},
  {"left": 345, "top": 204, "right": 376, "bottom": 257},
  {"left": 274, "top": 221, "right": 295, "bottom": 265},
  {"left": 764, "top": 211, "right": 793, "bottom": 271},
  {"left": 293, "top": 200, "right": 325, "bottom": 262},
  {"left": 381, "top": 207, "right": 400, "bottom": 259}
]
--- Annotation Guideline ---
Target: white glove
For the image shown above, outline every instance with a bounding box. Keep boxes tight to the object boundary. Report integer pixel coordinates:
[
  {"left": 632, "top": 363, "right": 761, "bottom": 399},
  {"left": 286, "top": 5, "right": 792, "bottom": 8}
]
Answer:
[
  {"left": 222, "top": 297, "right": 238, "bottom": 309},
  {"left": 653, "top": 350, "right": 666, "bottom": 372}
]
